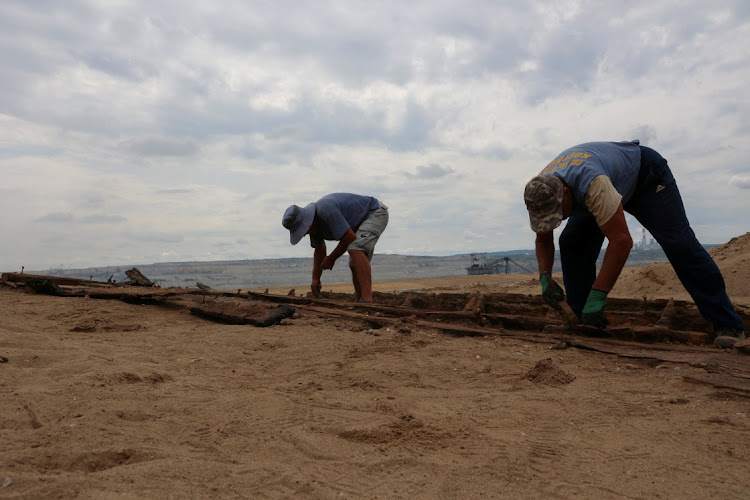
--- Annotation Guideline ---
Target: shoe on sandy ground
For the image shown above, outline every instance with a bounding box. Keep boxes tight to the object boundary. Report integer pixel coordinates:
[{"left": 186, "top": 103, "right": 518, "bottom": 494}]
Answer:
[{"left": 713, "top": 327, "right": 746, "bottom": 349}]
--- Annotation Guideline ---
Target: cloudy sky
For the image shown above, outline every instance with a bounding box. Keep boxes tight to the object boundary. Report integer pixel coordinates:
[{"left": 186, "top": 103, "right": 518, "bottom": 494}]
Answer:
[{"left": 1, "top": 1, "right": 749, "bottom": 271}]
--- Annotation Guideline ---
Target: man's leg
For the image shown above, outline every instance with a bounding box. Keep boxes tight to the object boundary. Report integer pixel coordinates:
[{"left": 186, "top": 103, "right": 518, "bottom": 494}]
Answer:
[
  {"left": 559, "top": 216, "right": 605, "bottom": 317},
  {"left": 348, "top": 249, "right": 372, "bottom": 302},
  {"left": 349, "top": 269, "right": 362, "bottom": 301},
  {"left": 347, "top": 206, "right": 388, "bottom": 303},
  {"left": 626, "top": 179, "right": 744, "bottom": 331}
]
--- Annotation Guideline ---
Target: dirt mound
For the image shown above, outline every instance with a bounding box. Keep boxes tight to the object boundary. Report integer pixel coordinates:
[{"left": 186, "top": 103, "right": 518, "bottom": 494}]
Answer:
[
  {"left": 612, "top": 232, "right": 750, "bottom": 305},
  {"left": 524, "top": 358, "right": 576, "bottom": 385},
  {"left": 709, "top": 232, "right": 750, "bottom": 300}
]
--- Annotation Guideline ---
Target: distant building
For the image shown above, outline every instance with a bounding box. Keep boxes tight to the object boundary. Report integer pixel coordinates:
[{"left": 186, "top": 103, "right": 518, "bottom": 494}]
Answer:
[{"left": 634, "top": 228, "right": 661, "bottom": 250}]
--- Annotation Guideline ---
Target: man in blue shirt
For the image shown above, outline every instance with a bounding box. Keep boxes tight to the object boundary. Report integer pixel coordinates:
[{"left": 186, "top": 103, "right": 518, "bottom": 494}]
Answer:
[
  {"left": 282, "top": 193, "right": 389, "bottom": 302},
  {"left": 524, "top": 141, "right": 745, "bottom": 348}
]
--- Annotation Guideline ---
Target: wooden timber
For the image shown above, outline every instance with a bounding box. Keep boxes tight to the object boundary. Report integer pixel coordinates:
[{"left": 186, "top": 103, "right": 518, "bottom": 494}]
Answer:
[{"left": 1, "top": 272, "right": 112, "bottom": 287}]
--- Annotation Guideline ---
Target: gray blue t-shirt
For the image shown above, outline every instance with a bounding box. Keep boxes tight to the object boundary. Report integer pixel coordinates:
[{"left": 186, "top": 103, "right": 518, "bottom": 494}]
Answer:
[
  {"left": 309, "top": 193, "right": 380, "bottom": 248},
  {"left": 541, "top": 141, "right": 641, "bottom": 218}
]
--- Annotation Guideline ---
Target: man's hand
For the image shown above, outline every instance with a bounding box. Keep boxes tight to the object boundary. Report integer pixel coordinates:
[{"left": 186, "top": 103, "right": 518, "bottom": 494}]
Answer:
[
  {"left": 540, "top": 272, "right": 564, "bottom": 310},
  {"left": 311, "top": 279, "right": 322, "bottom": 298},
  {"left": 581, "top": 289, "right": 609, "bottom": 328},
  {"left": 323, "top": 228, "right": 356, "bottom": 271}
]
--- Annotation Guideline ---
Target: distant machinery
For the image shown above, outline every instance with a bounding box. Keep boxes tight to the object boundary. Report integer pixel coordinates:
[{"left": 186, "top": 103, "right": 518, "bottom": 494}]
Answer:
[{"left": 466, "top": 253, "right": 534, "bottom": 275}]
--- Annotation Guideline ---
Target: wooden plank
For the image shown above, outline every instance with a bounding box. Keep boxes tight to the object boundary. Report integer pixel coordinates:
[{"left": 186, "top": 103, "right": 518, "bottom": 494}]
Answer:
[
  {"left": 1, "top": 272, "right": 111, "bottom": 287},
  {"left": 190, "top": 302, "right": 295, "bottom": 327}
]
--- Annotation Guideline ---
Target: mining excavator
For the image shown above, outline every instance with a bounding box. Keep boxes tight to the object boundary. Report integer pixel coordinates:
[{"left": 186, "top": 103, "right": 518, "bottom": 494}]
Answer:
[{"left": 466, "top": 253, "right": 534, "bottom": 275}]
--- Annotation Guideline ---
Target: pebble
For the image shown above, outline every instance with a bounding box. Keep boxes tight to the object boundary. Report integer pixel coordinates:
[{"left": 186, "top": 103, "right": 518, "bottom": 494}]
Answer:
[{"left": 551, "top": 341, "right": 570, "bottom": 350}]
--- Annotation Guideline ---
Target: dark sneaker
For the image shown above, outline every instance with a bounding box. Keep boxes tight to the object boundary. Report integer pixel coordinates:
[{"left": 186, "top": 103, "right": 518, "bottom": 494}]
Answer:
[{"left": 713, "top": 327, "right": 746, "bottom": 349}]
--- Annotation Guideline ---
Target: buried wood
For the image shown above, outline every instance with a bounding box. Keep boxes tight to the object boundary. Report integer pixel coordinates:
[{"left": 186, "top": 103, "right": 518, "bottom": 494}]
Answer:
[
  {"left": 2, "top": 272, "right": 111, "bottom": 287},
  {"left": 123, "top": 268, "right": 154, "bottom": 287},
  {"left": 8, "top": 272, "right": 747, "bottom": 345},
  {"left": 190, "top": 302, "right": 295, "bottom": 326},
  {"left": 24, "top": 278, "right": 66, "bottom": 296},
  {"left": 5, "top": 273, "right": 294, "bottom": 328},
  {"left": 245, "top": 290, "right": 733, "bottom": 345},
  {"left": 2, "top": 267, "right": 156, "bottom": 288},
  {"left": 602, "top": 324, "right": 709, "bottom": 345}
]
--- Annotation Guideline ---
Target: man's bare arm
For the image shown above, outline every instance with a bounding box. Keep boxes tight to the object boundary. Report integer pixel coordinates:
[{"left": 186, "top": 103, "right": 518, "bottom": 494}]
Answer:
[
  {"left": 312, "top": 244, "right": 326, "bottom": 293},
  {"left": 592, "top": 204, "right": 633, "bottom": 292},
  {"left": 321, "top": 228, "right": 357, "bottom": 270},
  {"left": 535, "top": 231, "right": 556, "bottom": 275}
]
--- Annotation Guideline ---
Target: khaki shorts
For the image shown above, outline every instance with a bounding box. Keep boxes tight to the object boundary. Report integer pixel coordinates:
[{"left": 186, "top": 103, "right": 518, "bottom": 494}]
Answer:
[{"left": 348, "top": 204, "right": 389, "bottom": 265}]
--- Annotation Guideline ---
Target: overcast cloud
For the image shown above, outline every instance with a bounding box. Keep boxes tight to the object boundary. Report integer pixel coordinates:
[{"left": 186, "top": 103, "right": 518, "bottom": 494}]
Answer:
[{"left": 1, "top": 0, "right": 749, "bottom": 271}]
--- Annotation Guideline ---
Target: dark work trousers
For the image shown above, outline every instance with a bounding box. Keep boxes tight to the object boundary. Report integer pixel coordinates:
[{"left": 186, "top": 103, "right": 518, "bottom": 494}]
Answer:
[{"left": 559, "top": 146, "right": 744, "bottom": 331}]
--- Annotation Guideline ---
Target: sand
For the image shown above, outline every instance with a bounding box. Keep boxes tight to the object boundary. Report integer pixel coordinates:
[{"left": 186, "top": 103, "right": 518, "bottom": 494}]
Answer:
[
  {"left": 611, "top": 232, "right": 750, "bottom": 306},
  {"left": 2, "top": 233, "right": 750, "bottom": 498}
]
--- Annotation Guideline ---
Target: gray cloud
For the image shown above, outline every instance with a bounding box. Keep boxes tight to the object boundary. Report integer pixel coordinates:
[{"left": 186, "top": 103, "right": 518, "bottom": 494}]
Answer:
[
  {"left": 406, "top": 164, "right": 455, "bottom": 180},
  {"left": 121, "top": 137, "right": 200, "bottom": 157},
  {"left": 0, "top": 145, "right": 59, "bottom": 158},
  {"left": 78, "top": 51, "right": 158, "bottom": 82},
  {"left": 35, "top": 212, "right": 74, "bottom": 223},
  {"left": 122, "top": 231, "right": 185, "bottom": 244},
  {"left": 730, "top": 175, "right": 750, "bottom": 189},
  {"left": 155, "top": 188, "right": 195, "bottom": 195},
  {"left": 80, "top": 215, "right": 127, "bottom": 224}
]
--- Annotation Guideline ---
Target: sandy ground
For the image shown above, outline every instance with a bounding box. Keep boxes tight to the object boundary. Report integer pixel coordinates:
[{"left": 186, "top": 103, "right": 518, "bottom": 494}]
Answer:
[{"left": 2, "top": 233, "right": 750, "bottom": 499}]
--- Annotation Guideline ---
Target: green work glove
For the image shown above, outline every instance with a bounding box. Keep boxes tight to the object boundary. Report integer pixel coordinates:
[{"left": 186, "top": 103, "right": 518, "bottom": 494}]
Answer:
[
  {"left": 581, "top": 289, "right": 609, "bottom": 329},
  {"left": 540, "top": 272, "right": 564, "bottom": 310}
]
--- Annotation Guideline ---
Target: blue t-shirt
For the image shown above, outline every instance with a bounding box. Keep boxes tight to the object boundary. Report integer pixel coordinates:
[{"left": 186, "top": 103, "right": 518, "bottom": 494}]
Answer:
[
  {"left": 540, "top": 141, "right": 641, "bottom": 217},
  {"left": 309, "top": 193, "right": 380, "bottom": 248}
]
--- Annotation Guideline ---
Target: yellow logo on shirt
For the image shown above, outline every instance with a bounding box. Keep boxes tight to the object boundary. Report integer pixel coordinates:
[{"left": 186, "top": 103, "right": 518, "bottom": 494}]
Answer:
[{"left": 540, "top": 152, "right": 592, "bottom": 174}]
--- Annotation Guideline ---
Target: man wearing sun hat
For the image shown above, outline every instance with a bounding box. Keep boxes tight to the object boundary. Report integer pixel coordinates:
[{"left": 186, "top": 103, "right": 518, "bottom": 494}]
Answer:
[
  {"left": 523, "top": 140, "right": 745, "bottom": 348},
  {"left": 282, "top": 193, "right": 388, "bottom": 303}
]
